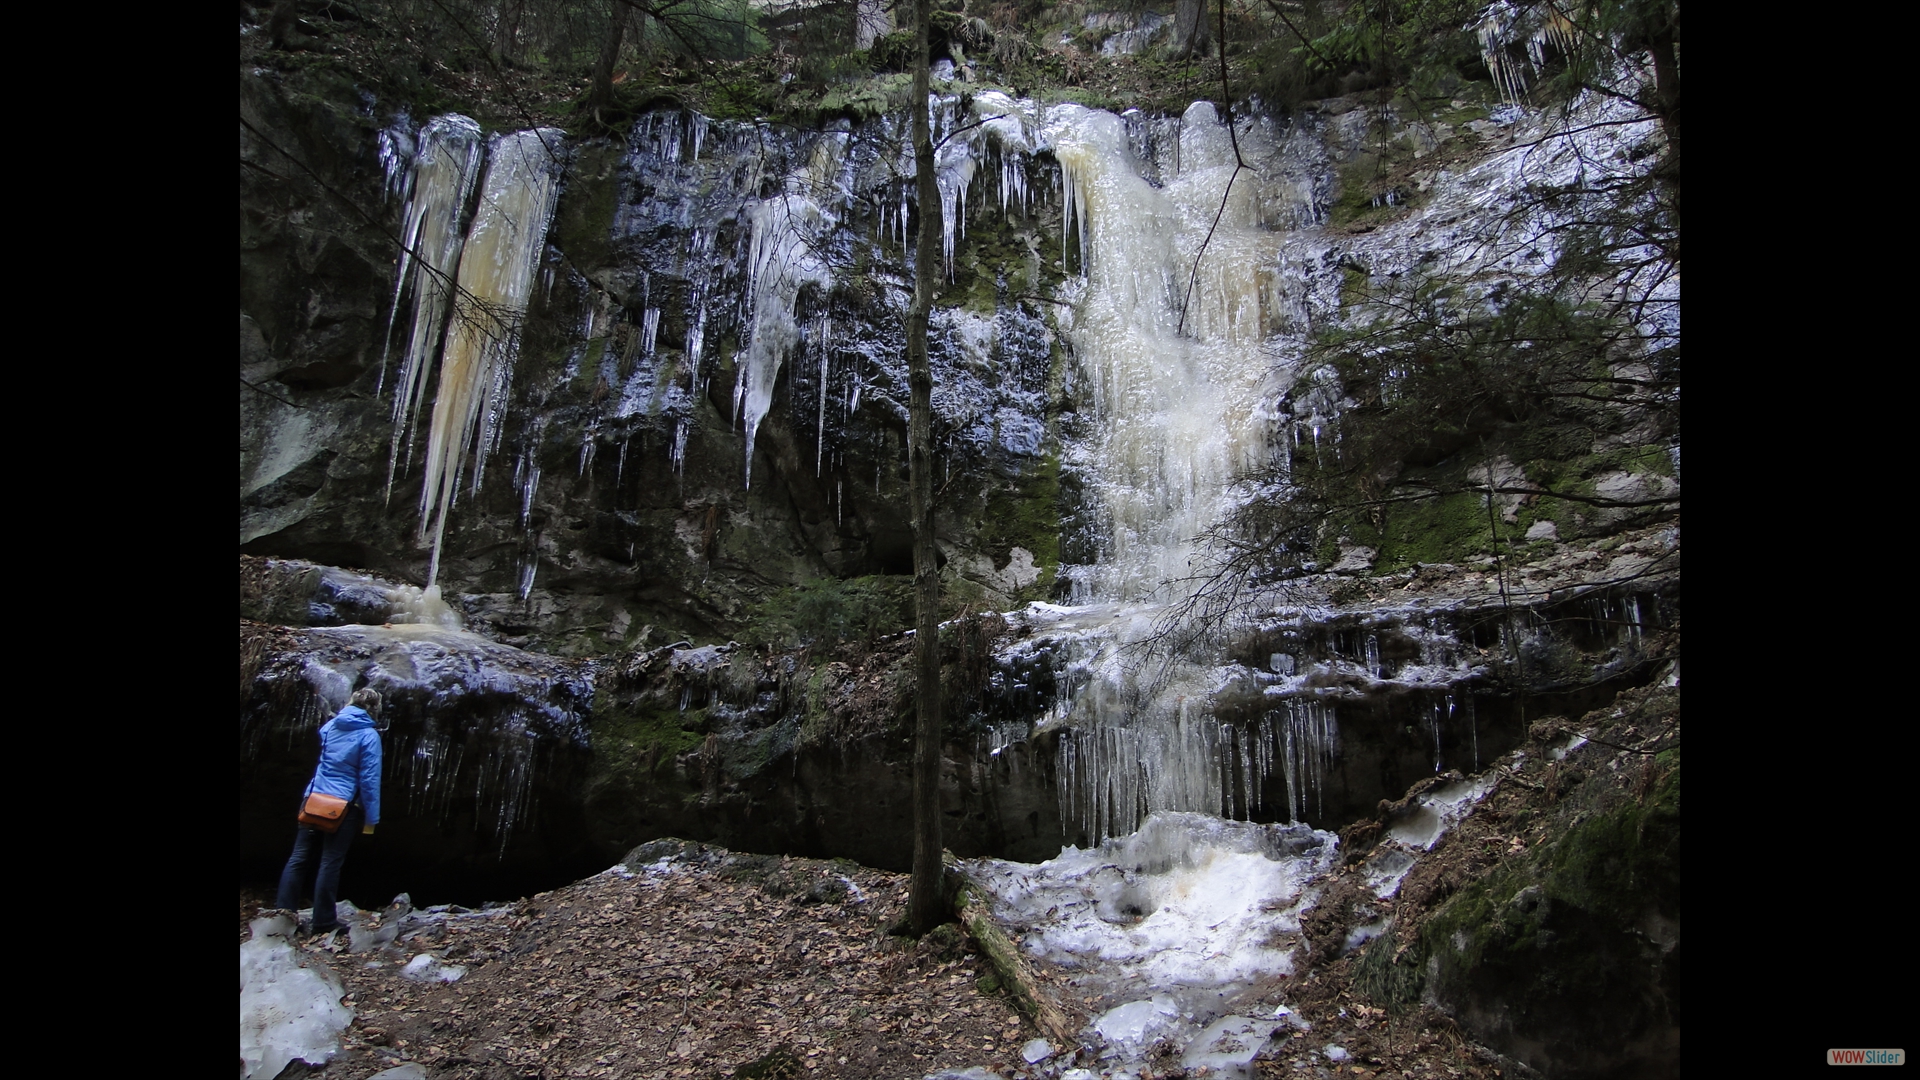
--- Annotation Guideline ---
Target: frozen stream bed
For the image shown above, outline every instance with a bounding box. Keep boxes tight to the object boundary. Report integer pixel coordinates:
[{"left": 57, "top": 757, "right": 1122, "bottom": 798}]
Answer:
[{"left": 955, "top": 812, "right": 1341, "bottom": 1077}]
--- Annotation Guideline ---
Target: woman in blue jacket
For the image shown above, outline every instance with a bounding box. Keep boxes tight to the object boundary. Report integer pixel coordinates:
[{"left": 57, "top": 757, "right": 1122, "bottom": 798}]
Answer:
[{"left": 275, "top": 687, "right": 384, "bottom": 936}]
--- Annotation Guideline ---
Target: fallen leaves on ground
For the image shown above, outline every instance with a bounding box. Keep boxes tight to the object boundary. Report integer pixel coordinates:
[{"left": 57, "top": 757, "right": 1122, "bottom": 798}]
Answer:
[{"left": 241, "top": 848, "right": 1031, "bottom": 1080}]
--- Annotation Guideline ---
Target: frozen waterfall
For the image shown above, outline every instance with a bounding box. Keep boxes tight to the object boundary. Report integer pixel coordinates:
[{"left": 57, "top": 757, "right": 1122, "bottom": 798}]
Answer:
[{"left": 383, "top": 119, "right": 565, "bottom": 589}]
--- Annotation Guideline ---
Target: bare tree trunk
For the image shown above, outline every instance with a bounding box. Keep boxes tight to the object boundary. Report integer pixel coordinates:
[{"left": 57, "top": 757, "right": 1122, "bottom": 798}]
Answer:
[
  {"left": 1644, "top": 15, "right": 1679, "bottom": 247},
  {"left": 1172, "top": 0, "right": 1211, "bottom": 60},
  {"left": 494, "top": 0, "right": 526, "bottom": 67},
  {"left": 587, "top": 1, "right": 628, "bottom": 125},
  {"left": 905, "top": 0, "right": 947, "bottom": 937}
]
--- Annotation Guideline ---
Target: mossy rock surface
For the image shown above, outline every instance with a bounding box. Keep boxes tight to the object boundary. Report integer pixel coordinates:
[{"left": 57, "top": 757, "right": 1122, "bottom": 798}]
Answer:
[{"left": 1359, "top": 757, "right": 1681, "bottom": 1078}]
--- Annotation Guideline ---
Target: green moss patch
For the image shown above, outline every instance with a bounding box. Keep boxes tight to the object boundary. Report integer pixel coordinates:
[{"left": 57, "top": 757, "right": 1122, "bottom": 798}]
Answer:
[
  {"left": 977, "top": 453, "right": 1063, "bottom": 601},
  {"left": 1360, "top": 757, "right": 1681, "bottom": 1026},
  {"left": 586, "top": 676, "right": 707, "bottom": 802},
  {"left": 744, "top": 576, "right": 916, "bottom": 649},
  {"left": 1376, "top": 489, "right": 1494, "bottom": 571}
]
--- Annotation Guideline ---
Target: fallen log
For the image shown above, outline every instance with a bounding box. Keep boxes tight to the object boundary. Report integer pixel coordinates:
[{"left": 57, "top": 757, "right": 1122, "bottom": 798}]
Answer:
[{"left": 945, "top": 855, "right": 1080, "bottom": 1045}]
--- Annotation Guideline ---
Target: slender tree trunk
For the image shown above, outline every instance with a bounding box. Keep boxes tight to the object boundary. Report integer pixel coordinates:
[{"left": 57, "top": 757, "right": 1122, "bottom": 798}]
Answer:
[
  {"left": 1644, "top": 17, "right": 1679, "bottom": 249},
  {"left": 905, "top": 0, "right": 947, "bottom": 937},
  {"left": 587, "top": 2, "right": 628, "bottom": 125},
  {"left": 1172, "top": 0, "right": 1211, "bottom": 60},
  {"left": 494, "top": 0, "right": 525, "bottom": 67}
]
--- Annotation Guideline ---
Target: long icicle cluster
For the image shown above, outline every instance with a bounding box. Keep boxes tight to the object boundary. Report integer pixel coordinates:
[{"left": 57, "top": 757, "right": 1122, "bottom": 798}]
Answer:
[
  {"left": 1473, "top": 0, "right": 1578, "bottom": 104},
  {"left": 417, "top": 128, "right": 566, "bottom": 586},
  {"left": 383, "top": 115, "right": 484, "bottom": 504},
  {"left": 382, "top": 118, "right": 566, "bottom": 588}
]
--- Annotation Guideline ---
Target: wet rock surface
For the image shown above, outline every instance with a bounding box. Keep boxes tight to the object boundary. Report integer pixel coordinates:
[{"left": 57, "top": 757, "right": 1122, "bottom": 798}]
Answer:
[{"left": 1283, "top": 683, "right": 1681, "bottom": 1080}]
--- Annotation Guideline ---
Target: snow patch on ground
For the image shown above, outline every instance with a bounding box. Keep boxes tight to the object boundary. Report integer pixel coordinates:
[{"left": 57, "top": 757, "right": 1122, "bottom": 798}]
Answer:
[{"left": 400, "top": 953, "right": 469, "bottom": 983}]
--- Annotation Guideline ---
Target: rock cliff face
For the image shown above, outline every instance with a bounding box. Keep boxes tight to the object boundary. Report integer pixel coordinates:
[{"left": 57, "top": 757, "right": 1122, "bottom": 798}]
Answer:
[
  {"left": 240, "top": 62, "right": 1677, "bottom": 899},
  {"left": 243, "top": 70, "right": 1069, "bottom": 659},
  {"left": 241, "top": 7, "right": 1683, "bottom": 1068}
]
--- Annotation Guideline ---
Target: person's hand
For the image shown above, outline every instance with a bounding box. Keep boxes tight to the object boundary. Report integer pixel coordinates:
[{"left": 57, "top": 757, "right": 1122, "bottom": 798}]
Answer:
[{"left": 362, "top": 823, "right": 377, "bottom": 835}]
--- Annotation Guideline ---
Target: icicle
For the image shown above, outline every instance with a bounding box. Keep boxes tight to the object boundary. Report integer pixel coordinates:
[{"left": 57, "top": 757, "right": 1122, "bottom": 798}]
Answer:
[
  {"left": 1428, "top": 697, "right": 1445, "bottom": 773},
  {"left": 815, "top": 317, "right": 831, "bottom": 476},
  {"left": 670, "top": 418, "right": 689, "bottom": 477},
  {"left": 417, "top": 127, "right": 566, "bottom": 588},
  {"left": 734, "top": 133, "right": 844, "bottom": 489},
  {"left": 383, "top": 115, "right": 484, "bottom": 503},
  {"left": 1467, "top": 694, "right": 1479, "bottom": 771},
  {"left": 518, "top": 460, "right": 540, "bottom": 527},
  {"left": 641, "top": 308, "right": 661, "bottom": 361}
]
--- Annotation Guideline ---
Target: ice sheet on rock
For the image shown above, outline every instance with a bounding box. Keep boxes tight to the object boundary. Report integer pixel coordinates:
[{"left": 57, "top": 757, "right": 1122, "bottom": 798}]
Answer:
[
  {"left": 1181, "top": 1015, "right": 1280, "bottom": 1079},
  {"left": 1385, "top": 775, "right": 1495, "bottom": 851},
  {"left": 350, "top": 921, "right": 403, "bottom": 954},
  {"left": 1362, "top": 849, "right": 1417, "bottom": 899},
  {"left": 365, "top": 1065, "right": 431, "bottom": 1080},
  {"left": 1093, "top": 994, "right": 1182, "bottom": 1055},
  {"left": 240, "top": 915, "right": 354, "bottom": 1080},
  {"left": 1550, "top": 733, "right": 1589, "bottom": 760}
]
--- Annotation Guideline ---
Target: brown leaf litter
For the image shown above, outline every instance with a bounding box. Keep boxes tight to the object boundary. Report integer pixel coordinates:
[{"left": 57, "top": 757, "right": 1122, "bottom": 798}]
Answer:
[{"left": 242, "top": 846, "right": 1032, "bottom": 1080}]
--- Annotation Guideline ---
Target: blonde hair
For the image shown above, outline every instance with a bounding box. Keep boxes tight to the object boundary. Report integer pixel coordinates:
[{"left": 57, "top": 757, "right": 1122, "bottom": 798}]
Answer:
[{"left": 349, "top": 688, "right": 383, "bottom": 716}]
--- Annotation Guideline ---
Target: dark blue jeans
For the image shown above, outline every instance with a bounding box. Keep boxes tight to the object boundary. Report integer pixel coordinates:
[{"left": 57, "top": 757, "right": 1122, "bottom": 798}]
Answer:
[{"left": 274, "top": 803, "right": 363, "bottom": 931}]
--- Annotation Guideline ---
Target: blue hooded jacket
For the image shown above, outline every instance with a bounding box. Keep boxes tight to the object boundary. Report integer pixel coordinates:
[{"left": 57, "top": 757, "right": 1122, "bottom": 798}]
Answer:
[{"left": 305, "top": 705, "right": 382, "bottom": 826}]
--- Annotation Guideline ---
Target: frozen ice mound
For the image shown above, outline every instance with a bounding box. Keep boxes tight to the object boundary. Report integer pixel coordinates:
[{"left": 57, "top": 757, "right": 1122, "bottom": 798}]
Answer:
[
  {"left": 239, "top": 914, "right": 354, "bottom": 1080},
  {"left": 964, "top": 812, "right": 1339, "bottom": 1070},
  {"left": 965, "top": 812, "right": 1335, "bottom": 1010}
]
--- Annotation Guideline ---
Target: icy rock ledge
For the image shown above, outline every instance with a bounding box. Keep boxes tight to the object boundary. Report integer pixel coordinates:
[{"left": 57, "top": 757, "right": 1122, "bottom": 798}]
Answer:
[{"left": 239, "top": 914, "right": 354, "bottom": 1080}]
